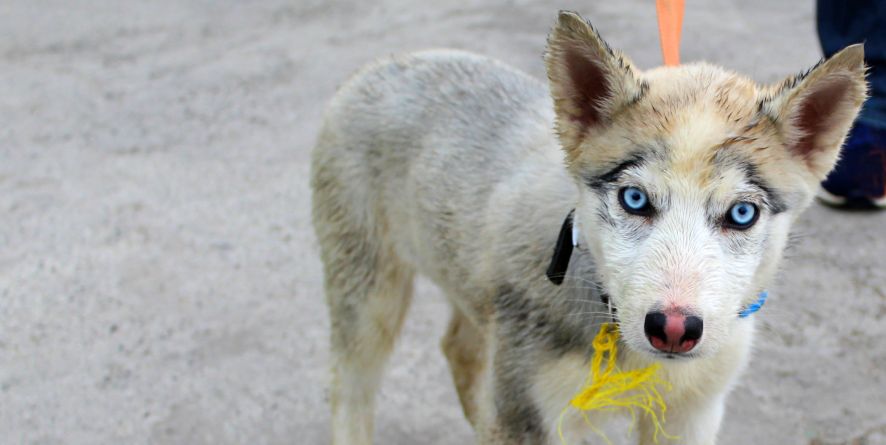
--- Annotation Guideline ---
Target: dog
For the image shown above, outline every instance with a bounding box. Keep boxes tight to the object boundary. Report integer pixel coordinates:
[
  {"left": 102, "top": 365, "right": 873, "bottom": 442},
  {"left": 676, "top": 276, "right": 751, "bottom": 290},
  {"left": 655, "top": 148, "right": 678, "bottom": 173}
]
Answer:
[{"left": 310, "top": 11, "right": 867, "bottom": 444}]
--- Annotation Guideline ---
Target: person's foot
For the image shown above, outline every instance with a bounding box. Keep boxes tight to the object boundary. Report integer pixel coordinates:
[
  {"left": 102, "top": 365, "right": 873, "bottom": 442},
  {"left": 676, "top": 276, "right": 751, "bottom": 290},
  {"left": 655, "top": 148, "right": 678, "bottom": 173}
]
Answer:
[{"left": 818, "top": 121, "right": 886, "bottom": 209}]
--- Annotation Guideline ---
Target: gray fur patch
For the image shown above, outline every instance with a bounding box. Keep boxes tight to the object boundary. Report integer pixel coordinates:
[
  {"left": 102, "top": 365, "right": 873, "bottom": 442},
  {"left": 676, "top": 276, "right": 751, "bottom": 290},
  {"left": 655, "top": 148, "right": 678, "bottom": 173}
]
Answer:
[{"left": 495, "top": 289, "right": 588, "bottom": 356}]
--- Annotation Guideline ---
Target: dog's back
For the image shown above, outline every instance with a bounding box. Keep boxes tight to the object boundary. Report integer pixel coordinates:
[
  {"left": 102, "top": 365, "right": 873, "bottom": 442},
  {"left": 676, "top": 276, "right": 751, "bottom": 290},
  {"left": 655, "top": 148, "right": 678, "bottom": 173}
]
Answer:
[{"left": 312, "top": 50, "right": 571, "bottom": 307}]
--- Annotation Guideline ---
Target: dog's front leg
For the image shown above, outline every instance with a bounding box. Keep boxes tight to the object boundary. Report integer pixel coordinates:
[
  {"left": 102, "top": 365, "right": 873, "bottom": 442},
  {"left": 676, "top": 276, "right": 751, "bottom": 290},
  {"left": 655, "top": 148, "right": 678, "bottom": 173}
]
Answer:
[
  {"left": 473, "top": 334, "right": 548, "bottom": 444},
  {"left": 638, "top": 393, "right": 726, "bottom": 445},
  {"left": 471, "top": 291, "right": 555, "bottom": 445}
]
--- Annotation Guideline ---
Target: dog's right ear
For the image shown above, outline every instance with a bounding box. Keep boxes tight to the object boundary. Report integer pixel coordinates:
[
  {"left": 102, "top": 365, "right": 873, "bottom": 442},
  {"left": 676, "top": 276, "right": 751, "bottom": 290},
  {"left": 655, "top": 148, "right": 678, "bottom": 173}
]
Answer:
[{"left": 545, "top": 11, "right": 645, "bottom": 160}]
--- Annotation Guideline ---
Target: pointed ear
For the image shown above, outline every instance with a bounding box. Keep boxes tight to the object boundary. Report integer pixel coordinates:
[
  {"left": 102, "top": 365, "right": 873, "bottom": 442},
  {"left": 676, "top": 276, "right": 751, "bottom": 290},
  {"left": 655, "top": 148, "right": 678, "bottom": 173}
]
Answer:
[
  {"left": 760, "top": 44, "right": 868, "bottom": 180},
  {"left": 545, "top": 11, "right": 646, "bottom": 158}
]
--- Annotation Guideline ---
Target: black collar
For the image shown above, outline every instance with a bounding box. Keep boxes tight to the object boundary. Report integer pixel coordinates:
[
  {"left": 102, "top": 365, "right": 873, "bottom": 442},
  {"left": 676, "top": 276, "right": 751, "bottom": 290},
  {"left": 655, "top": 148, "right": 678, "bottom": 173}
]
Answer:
[
  {"left": 546, "top": 209, "right": 614, "bottom": 314},
  {"left": 546, "top": 209, "right": 574, "bottom": 285}
]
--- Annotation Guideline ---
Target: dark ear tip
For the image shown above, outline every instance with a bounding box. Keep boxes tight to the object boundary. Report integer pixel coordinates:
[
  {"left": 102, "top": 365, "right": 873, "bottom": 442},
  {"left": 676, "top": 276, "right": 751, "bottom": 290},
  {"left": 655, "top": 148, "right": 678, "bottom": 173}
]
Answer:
[
  {"left": 557, "top": 10, "right": 581, "bottom": 21},
  {"left": 832, "top": 43, "right": 865, "bottom": 70},
  {"left": 844, "top": 43, "right": 864, "bottom": 54},
  {"left": 556, "top": 10, "right": 588, "bottom": 31}
]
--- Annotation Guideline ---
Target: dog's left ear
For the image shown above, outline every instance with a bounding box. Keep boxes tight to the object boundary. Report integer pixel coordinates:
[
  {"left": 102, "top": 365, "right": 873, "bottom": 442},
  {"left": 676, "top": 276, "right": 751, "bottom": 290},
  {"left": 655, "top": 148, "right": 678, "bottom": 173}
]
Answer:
[{"left": 760, "top": 44, "right": 868, "bottom": 180}]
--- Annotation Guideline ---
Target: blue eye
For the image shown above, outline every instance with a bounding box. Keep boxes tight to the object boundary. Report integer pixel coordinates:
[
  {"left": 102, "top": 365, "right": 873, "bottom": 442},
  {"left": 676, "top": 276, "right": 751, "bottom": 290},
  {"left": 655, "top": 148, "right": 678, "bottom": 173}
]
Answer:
[
  {"left": 726, "top": 202, "right": 758, "bottom": 229},
  {"left": 619, "top": 187, "right": 652, "bottom": 215}
]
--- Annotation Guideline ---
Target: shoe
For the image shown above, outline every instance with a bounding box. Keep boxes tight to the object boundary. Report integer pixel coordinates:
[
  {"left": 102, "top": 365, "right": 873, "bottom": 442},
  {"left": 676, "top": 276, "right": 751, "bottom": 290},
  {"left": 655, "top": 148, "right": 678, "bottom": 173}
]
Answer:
[{"left": 818, "top": 121, "right": 886, "bottom": 209}]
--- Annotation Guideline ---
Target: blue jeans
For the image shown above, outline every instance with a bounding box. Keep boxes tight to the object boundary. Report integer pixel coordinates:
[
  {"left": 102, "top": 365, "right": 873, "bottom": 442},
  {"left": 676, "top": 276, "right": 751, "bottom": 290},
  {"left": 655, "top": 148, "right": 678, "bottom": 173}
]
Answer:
[{"left": 818, "top": 0, "right": 886, "bottom": 130}]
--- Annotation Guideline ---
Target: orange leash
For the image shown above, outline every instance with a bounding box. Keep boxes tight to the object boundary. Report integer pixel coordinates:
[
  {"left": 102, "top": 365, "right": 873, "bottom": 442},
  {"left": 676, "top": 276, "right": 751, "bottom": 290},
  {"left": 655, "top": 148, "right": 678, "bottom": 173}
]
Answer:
[{"left": 655, "top": 0, "right": 685, "bottom": 66}]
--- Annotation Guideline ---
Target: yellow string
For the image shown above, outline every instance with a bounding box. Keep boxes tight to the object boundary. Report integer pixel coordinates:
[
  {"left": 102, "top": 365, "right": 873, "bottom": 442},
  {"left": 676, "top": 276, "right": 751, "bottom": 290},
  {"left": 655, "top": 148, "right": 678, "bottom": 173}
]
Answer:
[{"left": 557, "top": 322, "right": 676, "bottom": 444}]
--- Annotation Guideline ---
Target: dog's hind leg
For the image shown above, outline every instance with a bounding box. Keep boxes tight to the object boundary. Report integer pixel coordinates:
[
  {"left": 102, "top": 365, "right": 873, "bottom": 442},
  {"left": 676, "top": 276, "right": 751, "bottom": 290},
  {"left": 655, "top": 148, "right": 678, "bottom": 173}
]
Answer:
[
  {"left": 441, "top": 308, "right": 487, "bottom": 426},
  {"left": 321, "top": 238, "right": 414, "bottom": 445},
  {"left": 313, "top": 159, "right": 415, "bottom": 445}
]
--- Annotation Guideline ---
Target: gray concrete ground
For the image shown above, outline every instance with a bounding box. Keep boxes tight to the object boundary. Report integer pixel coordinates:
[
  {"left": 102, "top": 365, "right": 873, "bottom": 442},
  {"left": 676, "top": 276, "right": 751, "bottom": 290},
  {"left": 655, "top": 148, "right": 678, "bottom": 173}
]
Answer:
[{"left": 1, "top": 1, "right": 884, "bottom": 444}]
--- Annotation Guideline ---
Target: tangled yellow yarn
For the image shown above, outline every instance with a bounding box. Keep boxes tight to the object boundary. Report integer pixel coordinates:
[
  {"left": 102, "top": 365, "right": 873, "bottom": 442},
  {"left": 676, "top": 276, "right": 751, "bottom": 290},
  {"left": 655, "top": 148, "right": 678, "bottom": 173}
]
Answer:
[{"left": 557, "top": 322, "right": 674, "bottom": 444}]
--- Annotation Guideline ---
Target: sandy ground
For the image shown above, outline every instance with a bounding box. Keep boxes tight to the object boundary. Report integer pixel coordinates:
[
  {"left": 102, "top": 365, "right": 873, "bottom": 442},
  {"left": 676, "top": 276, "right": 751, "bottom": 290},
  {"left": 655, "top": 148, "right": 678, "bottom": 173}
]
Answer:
[{"left": 1, "top": 1, "right": 884, "bottom": 444}]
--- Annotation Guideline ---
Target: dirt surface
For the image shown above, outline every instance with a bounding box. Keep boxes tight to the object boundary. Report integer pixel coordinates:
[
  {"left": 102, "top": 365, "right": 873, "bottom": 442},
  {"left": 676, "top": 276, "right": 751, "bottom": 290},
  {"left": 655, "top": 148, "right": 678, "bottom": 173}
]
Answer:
[{"left": 1, "top": 1, "right": 884, "bottom": 444}]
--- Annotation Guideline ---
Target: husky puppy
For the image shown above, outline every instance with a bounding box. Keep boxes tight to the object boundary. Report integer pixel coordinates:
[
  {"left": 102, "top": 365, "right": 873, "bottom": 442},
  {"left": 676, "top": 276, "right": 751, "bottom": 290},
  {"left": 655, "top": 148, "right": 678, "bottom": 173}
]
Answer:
[{"left": 310, "top": 11, "right": 866, "bottom": 445}]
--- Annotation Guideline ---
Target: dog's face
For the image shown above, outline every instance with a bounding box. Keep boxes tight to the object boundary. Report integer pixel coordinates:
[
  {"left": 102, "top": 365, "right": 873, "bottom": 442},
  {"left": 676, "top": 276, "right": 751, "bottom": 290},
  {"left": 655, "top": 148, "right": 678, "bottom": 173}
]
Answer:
[{"left": 546, "top": 12, "right": 867, "bottom": 359}]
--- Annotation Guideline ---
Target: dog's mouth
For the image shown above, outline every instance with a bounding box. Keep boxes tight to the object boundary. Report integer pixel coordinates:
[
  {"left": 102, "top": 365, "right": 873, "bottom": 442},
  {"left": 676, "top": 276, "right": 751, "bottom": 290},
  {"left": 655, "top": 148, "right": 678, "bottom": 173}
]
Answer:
[
  {"left": 619, "top": 338, "right": 704, "bottom": 361},
  {"left": 650, "top": 349, "right": 701, "bottom": 361}
]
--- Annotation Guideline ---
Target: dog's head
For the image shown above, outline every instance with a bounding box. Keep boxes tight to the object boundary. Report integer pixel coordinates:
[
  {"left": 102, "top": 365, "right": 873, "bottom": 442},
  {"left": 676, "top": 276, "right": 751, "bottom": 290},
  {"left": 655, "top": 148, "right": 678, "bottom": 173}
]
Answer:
[{"left": 545, "top": 11, "right": 866, "bottom": 359}]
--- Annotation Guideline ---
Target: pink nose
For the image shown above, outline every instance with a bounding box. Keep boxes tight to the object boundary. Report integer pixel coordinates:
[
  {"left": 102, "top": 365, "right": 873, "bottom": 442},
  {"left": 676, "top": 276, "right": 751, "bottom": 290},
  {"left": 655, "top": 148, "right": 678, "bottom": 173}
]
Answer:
[{"left": 644, "top": 311, "right": 703, "bottom": 354}]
